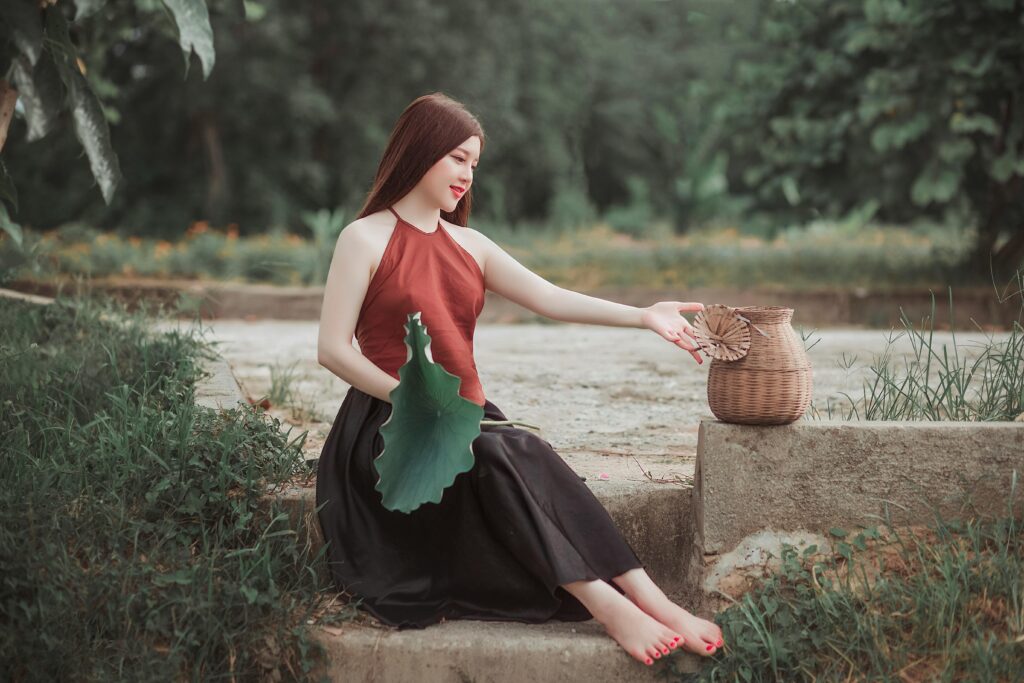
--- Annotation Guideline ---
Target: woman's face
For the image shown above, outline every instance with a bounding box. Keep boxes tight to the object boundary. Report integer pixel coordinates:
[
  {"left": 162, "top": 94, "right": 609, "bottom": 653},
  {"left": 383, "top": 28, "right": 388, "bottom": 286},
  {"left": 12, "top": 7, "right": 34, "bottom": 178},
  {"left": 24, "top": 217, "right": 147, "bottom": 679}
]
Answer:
[{"left": 421, "top": 135, "right": 480, "bottom": 211}]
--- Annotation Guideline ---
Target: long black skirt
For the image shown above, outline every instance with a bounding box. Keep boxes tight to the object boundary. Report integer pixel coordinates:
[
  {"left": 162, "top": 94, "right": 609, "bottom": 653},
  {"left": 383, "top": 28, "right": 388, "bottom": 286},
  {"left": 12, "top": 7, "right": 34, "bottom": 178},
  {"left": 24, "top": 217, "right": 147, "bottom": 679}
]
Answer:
[{"left": 315, "top": 386, "right": 646, "bottom": 630}]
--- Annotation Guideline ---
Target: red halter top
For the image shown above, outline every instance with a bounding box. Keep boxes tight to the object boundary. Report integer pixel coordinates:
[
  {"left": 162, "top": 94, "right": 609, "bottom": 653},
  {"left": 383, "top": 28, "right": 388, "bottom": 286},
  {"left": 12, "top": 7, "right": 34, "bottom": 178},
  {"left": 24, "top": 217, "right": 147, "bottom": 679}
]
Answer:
[{"left": 354, "top": 206, "right": 487, "bottom": 406}]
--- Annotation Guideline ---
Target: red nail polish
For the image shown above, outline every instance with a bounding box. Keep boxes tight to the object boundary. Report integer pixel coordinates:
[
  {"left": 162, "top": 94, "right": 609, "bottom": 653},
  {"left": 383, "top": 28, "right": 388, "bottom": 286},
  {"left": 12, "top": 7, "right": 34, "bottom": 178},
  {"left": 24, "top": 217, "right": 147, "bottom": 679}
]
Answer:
[
  {"left": 706, "top": 644, "right": 714, "bottom": 651},
  {"left": 716, "top": 639, "right": 723, "bottom": 647},
  {"left": 645, "top": 658, "right": 652, "bottom": 664}
]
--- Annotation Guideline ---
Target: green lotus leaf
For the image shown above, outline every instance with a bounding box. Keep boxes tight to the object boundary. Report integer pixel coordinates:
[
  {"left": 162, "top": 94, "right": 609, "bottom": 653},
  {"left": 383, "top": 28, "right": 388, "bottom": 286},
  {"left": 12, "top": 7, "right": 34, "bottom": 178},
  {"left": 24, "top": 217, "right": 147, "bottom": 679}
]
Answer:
[{"left": 374, "top": 311, "right": 485, "bottom": 513}]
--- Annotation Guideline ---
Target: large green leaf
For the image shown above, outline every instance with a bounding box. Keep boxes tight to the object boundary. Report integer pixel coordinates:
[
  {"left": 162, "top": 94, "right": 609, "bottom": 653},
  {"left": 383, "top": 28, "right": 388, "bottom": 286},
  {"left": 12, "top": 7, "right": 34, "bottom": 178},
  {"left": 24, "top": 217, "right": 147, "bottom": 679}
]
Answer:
[
  {"left": 10, "top": 52, "right": 63, "bottom": 142},
  {"left": 373, "top": 312, "right": 540, "bottom": 514},
  {"left": 44, "top": 7, "right": 122, "bottom": 204},
  {"left": 161, "top": 0, "right": 216, "bottom": 79},
  {"left": 374, "top": 312, "right": 485, "bottom": 514}
]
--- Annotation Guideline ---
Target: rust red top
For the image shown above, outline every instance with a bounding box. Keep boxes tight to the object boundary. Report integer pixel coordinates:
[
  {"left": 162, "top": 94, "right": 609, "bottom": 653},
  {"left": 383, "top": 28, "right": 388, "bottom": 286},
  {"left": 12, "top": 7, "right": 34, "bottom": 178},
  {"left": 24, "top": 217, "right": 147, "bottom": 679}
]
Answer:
[{"left": 355, "top": 206, "right": 487, "bottom": 406}]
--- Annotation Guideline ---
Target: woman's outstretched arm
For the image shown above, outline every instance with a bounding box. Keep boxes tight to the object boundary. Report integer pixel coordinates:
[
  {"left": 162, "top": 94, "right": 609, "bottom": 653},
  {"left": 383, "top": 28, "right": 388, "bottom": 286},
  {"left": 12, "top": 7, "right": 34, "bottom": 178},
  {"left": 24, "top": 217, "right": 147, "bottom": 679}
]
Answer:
[{"left": 472, "top": 230, "right": 704, "bottom": 363}]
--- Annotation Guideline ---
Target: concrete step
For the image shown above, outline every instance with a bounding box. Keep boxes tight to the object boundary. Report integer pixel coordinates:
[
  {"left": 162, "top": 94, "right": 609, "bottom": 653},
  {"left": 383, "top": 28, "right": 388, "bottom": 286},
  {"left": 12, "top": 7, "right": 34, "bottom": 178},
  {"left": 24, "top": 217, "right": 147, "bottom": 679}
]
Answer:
[{"left": 309, "top": 616, "right": 702, "bottom": 682}]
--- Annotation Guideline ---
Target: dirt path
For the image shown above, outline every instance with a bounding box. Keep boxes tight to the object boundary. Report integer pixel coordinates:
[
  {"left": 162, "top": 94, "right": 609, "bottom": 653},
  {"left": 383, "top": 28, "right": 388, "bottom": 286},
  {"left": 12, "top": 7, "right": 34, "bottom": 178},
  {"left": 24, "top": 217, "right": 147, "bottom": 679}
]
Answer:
[{"left": 162, "top": 320, "right": 1010, "bottom": 475}]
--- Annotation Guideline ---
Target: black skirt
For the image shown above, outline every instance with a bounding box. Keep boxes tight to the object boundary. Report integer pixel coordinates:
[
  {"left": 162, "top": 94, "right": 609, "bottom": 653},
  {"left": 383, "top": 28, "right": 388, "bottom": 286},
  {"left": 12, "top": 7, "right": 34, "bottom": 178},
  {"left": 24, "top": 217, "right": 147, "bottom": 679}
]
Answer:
[{"left": 315, "top": 386, "right": 646, "bottom": 630}]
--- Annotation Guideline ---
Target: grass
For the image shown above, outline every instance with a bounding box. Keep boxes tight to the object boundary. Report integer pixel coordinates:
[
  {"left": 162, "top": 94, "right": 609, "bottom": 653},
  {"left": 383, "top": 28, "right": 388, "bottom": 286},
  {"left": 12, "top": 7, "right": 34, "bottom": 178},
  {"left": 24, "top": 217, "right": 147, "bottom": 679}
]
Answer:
[
  {"left": 262, "top": 359, "right": 329, "bottom": 424},
  {"left": 0, "top": 294, "right": 337, "bottom": 681},
  {"left": 1, "top": 218, "right": 980, "bottom": 291},
  {"left": 666, "top": 490, "right": 1024, "bottom": 682},
  {"left": 803, "top": 267, "right": 1024, "bottom": 422}
]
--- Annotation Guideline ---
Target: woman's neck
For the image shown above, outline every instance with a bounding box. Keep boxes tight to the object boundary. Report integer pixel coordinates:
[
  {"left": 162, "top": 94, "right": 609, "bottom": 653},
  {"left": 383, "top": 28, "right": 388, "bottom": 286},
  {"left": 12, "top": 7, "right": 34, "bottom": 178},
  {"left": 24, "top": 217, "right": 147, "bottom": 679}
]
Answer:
[{"left": 392, "top": 197, "right": 441, "bottom": 231}]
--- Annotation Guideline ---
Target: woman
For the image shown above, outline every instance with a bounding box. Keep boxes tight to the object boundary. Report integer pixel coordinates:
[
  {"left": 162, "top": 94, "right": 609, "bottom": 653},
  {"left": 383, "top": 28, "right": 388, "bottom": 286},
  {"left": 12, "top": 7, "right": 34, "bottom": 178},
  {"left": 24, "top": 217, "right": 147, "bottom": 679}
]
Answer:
[{"left": 316, "top": 92, "right": 724, "bottom": 668}]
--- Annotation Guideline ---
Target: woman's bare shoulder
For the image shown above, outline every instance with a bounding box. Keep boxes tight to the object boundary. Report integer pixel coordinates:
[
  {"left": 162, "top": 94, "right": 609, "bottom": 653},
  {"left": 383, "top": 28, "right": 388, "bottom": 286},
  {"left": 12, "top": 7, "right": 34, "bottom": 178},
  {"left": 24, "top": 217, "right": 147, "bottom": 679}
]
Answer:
[
  {"left": 341, "top": 211, "right": 395, "bottom": 249},
  {"left": 440, "top": 217, "right": 489, "bottom": 272}
]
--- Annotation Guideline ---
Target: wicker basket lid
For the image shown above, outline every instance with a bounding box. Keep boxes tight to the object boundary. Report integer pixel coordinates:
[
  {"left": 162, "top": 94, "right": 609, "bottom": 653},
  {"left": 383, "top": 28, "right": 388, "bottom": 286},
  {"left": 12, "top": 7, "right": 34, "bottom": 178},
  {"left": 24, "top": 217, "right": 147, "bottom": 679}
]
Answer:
[{"left": 692, "top": 304, "right": 751, "bottom": 362}]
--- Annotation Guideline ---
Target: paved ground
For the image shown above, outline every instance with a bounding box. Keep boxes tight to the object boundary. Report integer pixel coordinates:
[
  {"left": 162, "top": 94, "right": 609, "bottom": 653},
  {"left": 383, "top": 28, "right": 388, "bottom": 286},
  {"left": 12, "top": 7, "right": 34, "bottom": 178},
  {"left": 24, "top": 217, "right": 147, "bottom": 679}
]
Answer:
[{"left": 156, "top": 318, "right": 1012, "bottom": 484}]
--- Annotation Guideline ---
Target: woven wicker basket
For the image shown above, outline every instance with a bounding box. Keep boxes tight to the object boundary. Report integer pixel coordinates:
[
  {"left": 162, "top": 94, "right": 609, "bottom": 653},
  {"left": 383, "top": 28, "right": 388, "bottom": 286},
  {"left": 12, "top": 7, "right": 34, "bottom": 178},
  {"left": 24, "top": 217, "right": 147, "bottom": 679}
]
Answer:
[{"left": 693, "top": 305, "right": 813, "bottom": 425}]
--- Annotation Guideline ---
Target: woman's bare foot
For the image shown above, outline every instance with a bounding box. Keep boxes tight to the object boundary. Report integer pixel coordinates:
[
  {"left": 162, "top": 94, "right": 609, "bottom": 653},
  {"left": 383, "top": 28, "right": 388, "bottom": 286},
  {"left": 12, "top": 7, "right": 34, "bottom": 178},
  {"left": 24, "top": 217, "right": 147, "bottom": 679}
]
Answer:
[
  {"left": 612, "top": 568, "right": 724, "bottom": 656},
  {"left": 561, "top": 578, "right": 683, "bottom": 666}
]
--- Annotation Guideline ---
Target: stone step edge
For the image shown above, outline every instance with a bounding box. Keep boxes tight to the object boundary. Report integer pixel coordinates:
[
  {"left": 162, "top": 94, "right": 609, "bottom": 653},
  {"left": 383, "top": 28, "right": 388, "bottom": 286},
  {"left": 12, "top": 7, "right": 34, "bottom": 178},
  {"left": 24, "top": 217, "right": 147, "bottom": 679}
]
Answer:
[{"left": 308, "top": 614, "right": 703, "bottom": 682}]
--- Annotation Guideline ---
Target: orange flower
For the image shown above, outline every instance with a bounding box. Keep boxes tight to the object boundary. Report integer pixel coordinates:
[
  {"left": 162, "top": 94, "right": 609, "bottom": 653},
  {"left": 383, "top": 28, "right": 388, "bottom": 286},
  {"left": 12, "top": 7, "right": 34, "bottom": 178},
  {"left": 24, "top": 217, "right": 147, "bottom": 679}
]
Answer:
[
  {"left": 186, "top": 221, "right": 210, "bottom": 237},
  {"left": 226, "top": 223, "right": 239, "bottom": 240}
]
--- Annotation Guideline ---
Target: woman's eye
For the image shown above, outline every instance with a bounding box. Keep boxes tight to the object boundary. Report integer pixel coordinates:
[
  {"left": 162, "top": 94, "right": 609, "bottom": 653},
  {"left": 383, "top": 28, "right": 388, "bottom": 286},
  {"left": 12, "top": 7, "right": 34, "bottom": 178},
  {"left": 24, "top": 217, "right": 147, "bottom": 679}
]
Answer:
[{"left": 453, "top": 155, "right": 477, "bottom": 170}]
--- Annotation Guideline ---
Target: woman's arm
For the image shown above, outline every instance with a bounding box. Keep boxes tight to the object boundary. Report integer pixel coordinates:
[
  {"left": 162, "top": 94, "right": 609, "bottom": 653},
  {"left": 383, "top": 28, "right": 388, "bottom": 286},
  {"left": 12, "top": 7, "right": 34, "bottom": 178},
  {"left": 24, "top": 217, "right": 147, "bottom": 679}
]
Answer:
[
  {"left": 475, "top": 230, "right": 643, "bottom": 327},
  {"left": 317, "top": 223, "right": 401, "bottom": 402},
  {"left": 474, "top": 230, "right": 705, "bottom": 363}
]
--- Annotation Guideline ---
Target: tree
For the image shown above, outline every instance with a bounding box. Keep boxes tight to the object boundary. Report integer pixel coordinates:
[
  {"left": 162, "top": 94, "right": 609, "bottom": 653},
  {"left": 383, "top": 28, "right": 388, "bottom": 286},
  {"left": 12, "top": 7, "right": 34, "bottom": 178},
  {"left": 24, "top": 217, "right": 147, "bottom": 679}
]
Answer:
[
  {"left": 0, "top": 0, "right": 221, "bottom": 246},
  {"left": 716, "top": 0, "right": 1024, "bottom": 279}
]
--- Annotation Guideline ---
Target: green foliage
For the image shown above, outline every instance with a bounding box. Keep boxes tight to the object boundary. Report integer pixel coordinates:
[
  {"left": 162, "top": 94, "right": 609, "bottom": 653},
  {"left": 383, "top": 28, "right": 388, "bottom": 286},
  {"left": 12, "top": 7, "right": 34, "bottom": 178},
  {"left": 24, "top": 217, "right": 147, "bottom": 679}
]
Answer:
[
  {"left": 678, "top": 508, "right": 1024, "bottom": 682},
  {"left": 808, "top": 267, "right": 1024, "bottom": 421},
  {"left": 375, "top": 312, "right": 485, "bottom": 513},
  {"left": 301, "top": 206, "right": 347, "bottom": 285},
  {"left": 0, "top": 0, "right": 219, "bottom": 238},
  {"left": 1, "top": 219, "right": 985, "bottom": 292},
  {"left": 0, "top": 295, "right": 329, "bottom": 680},
  {"left": 717, "top": 0, "right": 1024, "bottom": 273},
  {"left": 4, "top": 0, "right": 745, "bottom": 235}
]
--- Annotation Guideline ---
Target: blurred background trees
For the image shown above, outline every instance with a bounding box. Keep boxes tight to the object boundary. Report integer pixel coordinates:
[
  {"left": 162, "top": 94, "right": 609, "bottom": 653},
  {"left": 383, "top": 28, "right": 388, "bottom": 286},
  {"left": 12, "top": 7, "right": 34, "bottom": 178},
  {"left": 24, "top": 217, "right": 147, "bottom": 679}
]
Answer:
[{"left": 2, "top": 0, "right": 1022, "bottom": 279}]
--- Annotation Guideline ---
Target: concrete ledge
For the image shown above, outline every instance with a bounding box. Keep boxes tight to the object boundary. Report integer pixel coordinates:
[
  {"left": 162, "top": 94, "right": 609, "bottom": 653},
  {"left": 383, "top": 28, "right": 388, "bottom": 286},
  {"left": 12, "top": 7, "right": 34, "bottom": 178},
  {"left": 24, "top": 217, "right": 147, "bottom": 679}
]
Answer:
[
  {"left": 310, "top": 617, "right": 701, "bottom": 682},
  {"left": 194, "top": 352, "right": 247, "bottom": 411},
  {"left": 695, "top": 419, "right": 1024, "bottom": 554},
  {"left": 0, "top": 287, "right": 56, "bottom": 306}
]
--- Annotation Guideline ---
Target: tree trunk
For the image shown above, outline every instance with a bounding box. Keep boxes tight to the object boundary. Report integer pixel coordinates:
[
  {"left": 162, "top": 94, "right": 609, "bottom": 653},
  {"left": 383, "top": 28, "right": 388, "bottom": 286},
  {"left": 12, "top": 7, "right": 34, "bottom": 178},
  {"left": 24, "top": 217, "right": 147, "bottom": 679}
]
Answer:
[{"left": 199, "top": 112, "right": 230, "bottom": 225}]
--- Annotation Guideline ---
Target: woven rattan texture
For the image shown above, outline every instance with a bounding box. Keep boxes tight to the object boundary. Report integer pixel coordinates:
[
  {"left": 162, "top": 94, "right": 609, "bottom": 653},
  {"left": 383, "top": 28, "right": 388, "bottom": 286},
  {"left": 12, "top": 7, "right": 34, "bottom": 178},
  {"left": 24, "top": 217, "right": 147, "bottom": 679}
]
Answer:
[{"left": 704, "top": 306, "right": 813, "bottom": 425}]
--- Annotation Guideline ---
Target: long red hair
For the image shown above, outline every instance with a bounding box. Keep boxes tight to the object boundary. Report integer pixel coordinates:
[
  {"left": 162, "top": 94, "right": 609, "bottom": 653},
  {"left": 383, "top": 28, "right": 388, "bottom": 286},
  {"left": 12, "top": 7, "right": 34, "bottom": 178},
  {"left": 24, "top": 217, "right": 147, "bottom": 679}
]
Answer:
[{"left": 356, "top": 92, "right": 485, "bottom": 227}]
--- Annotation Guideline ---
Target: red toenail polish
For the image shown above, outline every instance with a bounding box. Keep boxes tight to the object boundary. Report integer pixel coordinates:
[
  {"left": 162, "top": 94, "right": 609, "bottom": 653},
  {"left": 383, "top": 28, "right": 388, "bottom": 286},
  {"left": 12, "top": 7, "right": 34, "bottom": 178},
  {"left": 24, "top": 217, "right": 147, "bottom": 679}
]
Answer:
[
  {"left": 717, "top": 639, "right": 723, "bottom": 647},
  {"left": 706, "top": 645, "right": 714, "bottom": 651},
  {"left": 645, "top": 658, "right": 652, "bottom": 664},
  {"left": 662, "top": 648, "right": 669, "bottom": 654}
]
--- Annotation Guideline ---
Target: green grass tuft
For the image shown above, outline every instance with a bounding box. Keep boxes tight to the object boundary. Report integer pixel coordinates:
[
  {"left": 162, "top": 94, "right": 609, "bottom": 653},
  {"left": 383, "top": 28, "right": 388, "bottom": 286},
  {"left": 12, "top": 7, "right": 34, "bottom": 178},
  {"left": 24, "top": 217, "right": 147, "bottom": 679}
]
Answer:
[{"left": 0, "top": 295, "right": 332, "bottom": 681}]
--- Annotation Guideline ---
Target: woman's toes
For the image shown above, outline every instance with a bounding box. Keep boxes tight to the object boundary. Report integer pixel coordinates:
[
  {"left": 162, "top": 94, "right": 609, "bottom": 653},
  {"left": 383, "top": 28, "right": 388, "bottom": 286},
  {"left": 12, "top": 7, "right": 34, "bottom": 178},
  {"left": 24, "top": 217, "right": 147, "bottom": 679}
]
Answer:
[
  {"left": 698, "top": 621, "right": 723, "bottom": 643},
  {"left": 678, "top": 632, "right": 711, "bottom": 656}
]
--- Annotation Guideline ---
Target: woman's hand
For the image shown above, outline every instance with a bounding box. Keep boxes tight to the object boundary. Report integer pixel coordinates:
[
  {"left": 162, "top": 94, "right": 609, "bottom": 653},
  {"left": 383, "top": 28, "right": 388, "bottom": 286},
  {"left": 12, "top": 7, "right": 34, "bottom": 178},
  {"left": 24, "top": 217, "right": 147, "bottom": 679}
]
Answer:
[{"left": 640, "top": 301, "right": 706, "bottom": 364}]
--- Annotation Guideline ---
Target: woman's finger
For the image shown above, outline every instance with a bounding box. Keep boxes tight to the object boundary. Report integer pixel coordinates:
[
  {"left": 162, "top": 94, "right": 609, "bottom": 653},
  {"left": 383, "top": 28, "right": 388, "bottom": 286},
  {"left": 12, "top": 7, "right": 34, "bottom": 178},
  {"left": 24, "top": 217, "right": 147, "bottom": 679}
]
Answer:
[{"left": 678, "top": 330, "right": 700, "bottom": 350}]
